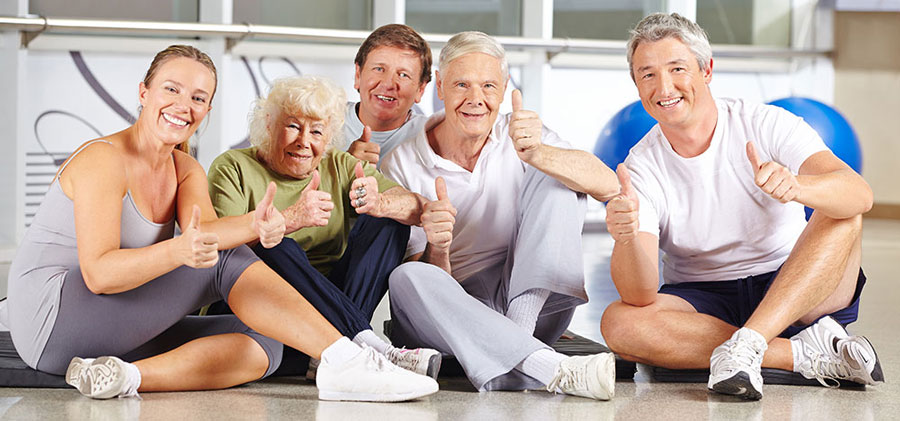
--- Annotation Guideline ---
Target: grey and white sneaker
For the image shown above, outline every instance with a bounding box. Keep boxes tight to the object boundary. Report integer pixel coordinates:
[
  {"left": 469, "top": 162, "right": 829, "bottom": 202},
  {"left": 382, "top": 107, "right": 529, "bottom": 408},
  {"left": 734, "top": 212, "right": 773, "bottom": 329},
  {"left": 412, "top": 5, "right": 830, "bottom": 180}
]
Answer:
[
  {"left": 67, "top": 356, "right": 141, "bottom": 399},
  {"left": 708, "top": 328, "right": 768, "bottom": 400},
  {"left": 791, "top": 316, "right": 884, "bottom": 387},
  {"left": 546, "top": 353, "right": 615, "bottom": 400},
  {"left": 316, "top": 345, "right": 439, "bottom": 402},
  {"left": 387, "top": 347, "right": 442, "bottom": 379}
]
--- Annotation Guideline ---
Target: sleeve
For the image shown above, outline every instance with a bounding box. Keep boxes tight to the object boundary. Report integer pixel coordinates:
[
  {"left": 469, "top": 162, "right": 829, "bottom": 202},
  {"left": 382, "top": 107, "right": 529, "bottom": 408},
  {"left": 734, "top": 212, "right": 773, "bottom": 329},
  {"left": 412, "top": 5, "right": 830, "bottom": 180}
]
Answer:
[
  {"left": 540, "top": 124, "right": 573, "bottom": 149},
  {"left": 377, "top": 147, "right": 428, "bottom": 258},
  {"left": 756, "top": 104, "right": 829, "bottom": 174},
  {"left": 624, "top": 155, "right": 662, "bottom": 239},
  {"left": 207, "top": 154, "right": 251, "bottom": 218}
]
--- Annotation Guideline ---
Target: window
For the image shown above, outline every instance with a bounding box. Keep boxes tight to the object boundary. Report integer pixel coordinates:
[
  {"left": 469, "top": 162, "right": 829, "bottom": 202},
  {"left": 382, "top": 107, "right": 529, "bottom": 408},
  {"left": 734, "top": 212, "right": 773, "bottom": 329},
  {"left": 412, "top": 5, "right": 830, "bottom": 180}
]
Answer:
[
  {"left": 233, "top": 0, "right": 372, "bottom": 30},
  {"left": 30, "top": 0, "right": 198, "bottom": 22},
  {"left": 406, "top": 0, "right": 522, "bottom": 36}
]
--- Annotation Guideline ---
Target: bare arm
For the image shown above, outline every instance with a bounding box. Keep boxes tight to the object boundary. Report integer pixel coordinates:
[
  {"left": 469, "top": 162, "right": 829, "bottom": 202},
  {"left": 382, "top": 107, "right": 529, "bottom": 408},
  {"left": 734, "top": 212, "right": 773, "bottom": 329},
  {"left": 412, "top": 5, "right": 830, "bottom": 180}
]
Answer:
[{"left": 408, "top": 177, "right": 455, "bottom": 274}]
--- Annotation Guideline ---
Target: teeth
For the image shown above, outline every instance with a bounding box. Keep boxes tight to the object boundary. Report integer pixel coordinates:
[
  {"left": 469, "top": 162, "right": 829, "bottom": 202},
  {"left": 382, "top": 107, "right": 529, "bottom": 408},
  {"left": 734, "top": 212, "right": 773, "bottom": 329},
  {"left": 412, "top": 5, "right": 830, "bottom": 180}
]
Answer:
[
  {"left": 376, "top": 95, "right": 395, "bottom": 102},
  {"left": 659, "top": 98, "right": 681, "bottom": 107},
  {"left": 163, "top": 113, "right": 188, "bottom": 126}
]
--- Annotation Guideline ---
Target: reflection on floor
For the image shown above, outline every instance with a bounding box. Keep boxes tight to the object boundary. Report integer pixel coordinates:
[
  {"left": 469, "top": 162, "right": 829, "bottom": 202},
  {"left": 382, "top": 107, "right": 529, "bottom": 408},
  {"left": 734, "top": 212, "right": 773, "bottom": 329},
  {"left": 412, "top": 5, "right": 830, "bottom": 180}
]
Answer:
[{"left": 1, "top": 219, "right": 898, "bottom": 420}]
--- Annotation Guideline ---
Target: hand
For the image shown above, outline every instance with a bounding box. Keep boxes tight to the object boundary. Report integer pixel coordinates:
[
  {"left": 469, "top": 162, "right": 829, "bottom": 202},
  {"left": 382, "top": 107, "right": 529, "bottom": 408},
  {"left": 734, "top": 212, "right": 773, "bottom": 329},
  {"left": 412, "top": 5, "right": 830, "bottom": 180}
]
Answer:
[
  {"left": 251, "top": 182, "right": 285, "bottom": 248},
  {"left": 508, "top": 89, "right": 543, "bottom": 162},
  {"left": 350, "top": 161, "right": 381, "bottom": 216},
  {"left": 746, "top": 141, "right": 800, "bottom": 203},
  {"left": 284, "top": 170, "right": 333, "bottom": 232},
  {"left": 605, "top": 164, "right": 640, "bottom": 243},
  {"left": 176, "top": 205, "right": 219, "bottom": 268},
  {"left": 421, "top": 177, "right": 457, "bottom": 251},
  {"left": 347, "top": 126, "right": 380, "bottom": 166}
]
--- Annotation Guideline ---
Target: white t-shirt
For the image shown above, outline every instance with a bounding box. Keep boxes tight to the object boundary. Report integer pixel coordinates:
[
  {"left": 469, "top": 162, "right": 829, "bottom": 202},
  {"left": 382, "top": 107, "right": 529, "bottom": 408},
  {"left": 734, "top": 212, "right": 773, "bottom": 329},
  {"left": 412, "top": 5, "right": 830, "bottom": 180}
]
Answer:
[
  {"left": 627, "top": 98, "right": 829, "bottom": 284},
  {"left": 381, "top": 111, "right": 570, "bottom": 282},
  {"left": 342, "top": 102, "right": 428, "bottom": 169}
]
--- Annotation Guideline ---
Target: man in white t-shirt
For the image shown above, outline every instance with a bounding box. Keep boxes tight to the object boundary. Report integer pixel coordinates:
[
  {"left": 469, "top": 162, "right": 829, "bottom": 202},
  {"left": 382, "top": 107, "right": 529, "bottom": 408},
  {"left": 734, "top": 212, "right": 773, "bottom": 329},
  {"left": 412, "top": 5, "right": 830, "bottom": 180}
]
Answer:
[
  {"left": 381, "top": 31, "right": 620, "bottom": 400},
  {"left": 343, "top": 24, "right": 431, "bottom": 168},
  {"left": 601, "top": 13, "right": 882, "bottom": 400}
]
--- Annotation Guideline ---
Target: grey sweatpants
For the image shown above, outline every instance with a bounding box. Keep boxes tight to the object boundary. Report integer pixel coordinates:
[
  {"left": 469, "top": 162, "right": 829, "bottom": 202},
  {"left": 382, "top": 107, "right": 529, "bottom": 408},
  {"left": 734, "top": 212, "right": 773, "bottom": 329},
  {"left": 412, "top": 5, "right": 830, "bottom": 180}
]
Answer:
[
  {"left": 31, "top": 246, "right": 282, "bottom": 376},
  {"left": 389, "top": 167, "right": 587, "bottom": 391}
]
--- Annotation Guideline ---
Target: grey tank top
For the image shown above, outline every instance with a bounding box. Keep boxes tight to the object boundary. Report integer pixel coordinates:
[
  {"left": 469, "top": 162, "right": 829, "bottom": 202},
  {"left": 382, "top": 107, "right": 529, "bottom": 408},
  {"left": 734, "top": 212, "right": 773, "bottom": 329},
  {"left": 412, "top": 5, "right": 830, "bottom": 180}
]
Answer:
[{"left": 7, "top": 139, "right": 176, "bottom": 367}]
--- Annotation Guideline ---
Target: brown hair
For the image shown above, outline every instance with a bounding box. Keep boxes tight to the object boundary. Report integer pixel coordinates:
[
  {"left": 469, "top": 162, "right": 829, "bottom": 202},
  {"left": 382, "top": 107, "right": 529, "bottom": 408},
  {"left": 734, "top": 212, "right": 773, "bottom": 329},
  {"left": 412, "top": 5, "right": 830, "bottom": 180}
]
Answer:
[
  {"left": 354, "top": 24, "right": 432, "bottom": 85},
  {"left": 142, "top": 45, "right": 218, "bottom": 153}
]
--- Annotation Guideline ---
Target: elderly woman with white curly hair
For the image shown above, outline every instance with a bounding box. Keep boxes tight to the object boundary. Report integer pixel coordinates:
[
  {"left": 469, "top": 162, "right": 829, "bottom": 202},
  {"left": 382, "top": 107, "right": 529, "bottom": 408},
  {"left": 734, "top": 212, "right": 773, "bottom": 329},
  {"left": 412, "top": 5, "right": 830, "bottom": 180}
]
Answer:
[{"left": 206, "top": 75, "right": 444, "bottom": 380}]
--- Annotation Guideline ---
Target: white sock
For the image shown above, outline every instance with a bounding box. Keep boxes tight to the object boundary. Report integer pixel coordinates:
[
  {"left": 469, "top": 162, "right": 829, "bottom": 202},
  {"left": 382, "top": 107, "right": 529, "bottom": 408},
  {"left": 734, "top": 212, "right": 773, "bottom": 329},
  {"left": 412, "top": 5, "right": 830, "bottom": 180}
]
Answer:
[
  {"left": 122, "top": 361, "right": 142, "bottom": 397},
  {"left": 506, "top": 288, "right": 551, "bottom": 334},
  {"left": 516, "top": 348, "right": 568, "bottom": 386},
  {"left": 790, "top": 337, "right": 803, "bottom": 372},
  {"left": 352, "top": 329, "right": 395, "bottom": 355},
  {"left": 320, "top": 337, "right": 363, "bottom": 366}
]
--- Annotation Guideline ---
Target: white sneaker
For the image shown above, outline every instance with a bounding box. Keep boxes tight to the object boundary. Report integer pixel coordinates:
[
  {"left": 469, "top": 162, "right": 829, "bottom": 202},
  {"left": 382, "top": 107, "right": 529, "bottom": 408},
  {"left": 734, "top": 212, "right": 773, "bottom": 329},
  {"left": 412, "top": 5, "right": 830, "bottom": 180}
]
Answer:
[
  {"left": 708, "top": 328, "right": 767, "bottom": 400},
  {"left": 387, "top": 347, "right": 442, "bottom": 379},
  {"left": 65, "top": 357, "right": 95, "bottom": 396},
  {"left": 67, "top": 356, "right": 141, "bottom": 399},
  {"left": 792, "top": 316, "right": 884, "bottom": 387},
  {"left": 546, "top": 353, "right": 615, "bottom": 400},
  {"left": 316, "top": 346, "right": 439, "bottom": 402}
]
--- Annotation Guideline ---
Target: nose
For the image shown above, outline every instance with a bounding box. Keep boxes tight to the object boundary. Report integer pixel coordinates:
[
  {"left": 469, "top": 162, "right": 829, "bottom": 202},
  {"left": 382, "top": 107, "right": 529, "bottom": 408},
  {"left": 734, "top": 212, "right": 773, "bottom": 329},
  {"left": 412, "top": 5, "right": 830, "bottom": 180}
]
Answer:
[
  {"left": 658, "top": 72, "right": 675, "bottom": 97},
  {"left": 466, "top": 86, "right": 485, "bottom": 106}
]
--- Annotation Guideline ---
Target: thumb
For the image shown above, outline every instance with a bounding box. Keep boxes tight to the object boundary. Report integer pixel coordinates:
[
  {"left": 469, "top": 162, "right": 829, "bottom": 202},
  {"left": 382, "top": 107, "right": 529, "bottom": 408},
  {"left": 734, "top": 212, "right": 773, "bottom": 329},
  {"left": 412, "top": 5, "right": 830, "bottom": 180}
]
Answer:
[
  {"left": 511, "top": 89, "right": 523, "bottom": 112},
  {"left": 354, "top": 161, "right": 366, "bottom": 180},
  {"left": 359, "top": 126, "right": 372, "bottom": 143},
  {"left": 435, "top": 176, "right": 449, "bottom": 201},
  {"left": 616, "top": 164, "right": 636, "bottom": 199},
  {"left": 746, "top": 141, "right": 762, "bottom": 172},
  {"left": 303, "top": 170, "right": 321, "bottom": 192},
  {"left": 188, "top": 204, "right": 201, "bottom": 230},
  {"left": 255, "top": 182, "right": 277, "bottom": 221}
]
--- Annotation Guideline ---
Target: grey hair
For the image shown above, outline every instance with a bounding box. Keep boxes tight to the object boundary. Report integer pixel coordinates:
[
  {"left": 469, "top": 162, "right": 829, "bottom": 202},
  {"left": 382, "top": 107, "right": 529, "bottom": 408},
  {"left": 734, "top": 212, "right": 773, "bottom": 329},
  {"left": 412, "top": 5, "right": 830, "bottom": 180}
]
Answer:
[
  {"left": 439, "top": 31, "right": 509, "bottom": 79},
  {"left": 248, "top": 75, "right": 347, "bottom": 157},
  {"left": 626, "top": 13, "right": 712, "bottom": 80}
]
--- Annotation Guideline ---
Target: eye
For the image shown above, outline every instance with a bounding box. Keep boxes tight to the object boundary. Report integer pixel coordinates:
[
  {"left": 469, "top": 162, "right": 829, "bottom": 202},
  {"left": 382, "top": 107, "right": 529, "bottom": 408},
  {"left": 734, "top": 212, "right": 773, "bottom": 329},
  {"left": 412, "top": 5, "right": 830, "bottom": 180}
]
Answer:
[
  {"left": 455, "top": 82, "right": 467, "bottom": 88},
  {"left": 484, "top": 83, "right": 496, "bottom": 89},
  {"left": 311, "top": 129, "right": 324, "bottom": 136},
  {"left": 641, "top": 72, "right": 654, "bottom": 80},
  {"left": 288, "top": 123, "right": 300, "bottom": 130},
  {"left": 166, "top": 86, "right": 177, "bottom": 93},
  {"left": 373, "top": 66, "right": 384, "bottom": 72},
  {"left": 192, "top": 96, "right": 207, "bottom": 103},
  {"left": 673, "top": 67, "right": 685, "bottom": 72},
  {"left": 399, "top": 71, "right": 410, "bottom": 79}
]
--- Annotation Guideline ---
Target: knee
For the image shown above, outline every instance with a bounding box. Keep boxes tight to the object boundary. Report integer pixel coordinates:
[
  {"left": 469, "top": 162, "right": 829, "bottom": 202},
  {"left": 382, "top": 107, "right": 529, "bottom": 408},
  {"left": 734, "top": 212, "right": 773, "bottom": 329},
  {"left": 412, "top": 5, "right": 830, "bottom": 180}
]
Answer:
[
  {"left": 808, "top": 211, "right": 863, "bottom": 238},
  {"left": 389, "top": 262, "right": 446, "bottom": 299},
  {"left": 600, "top": 301, "right": 655, "bottom": 356}
]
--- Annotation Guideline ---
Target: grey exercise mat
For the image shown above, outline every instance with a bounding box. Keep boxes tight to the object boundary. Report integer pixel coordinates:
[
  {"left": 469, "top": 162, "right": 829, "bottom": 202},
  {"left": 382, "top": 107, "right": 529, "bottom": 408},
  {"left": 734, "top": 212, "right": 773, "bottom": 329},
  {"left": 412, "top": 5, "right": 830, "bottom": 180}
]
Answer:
[
  {"left": 0, "top": 331, "right": 68, "bottom": 388},
  {"left": 649, "top": 365, "right": 866, "bottom": 387}
]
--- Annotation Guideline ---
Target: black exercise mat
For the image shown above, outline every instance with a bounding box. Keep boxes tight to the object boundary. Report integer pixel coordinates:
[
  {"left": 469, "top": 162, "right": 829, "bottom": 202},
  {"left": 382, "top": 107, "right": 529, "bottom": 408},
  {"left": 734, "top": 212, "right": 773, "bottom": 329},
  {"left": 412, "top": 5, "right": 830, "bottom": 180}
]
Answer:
[
  {"left": 649, "top": 365, "right": 865, "bottom": 387},
  {"left": 0, "top": 331, "right": 68, "bottom": 388}
]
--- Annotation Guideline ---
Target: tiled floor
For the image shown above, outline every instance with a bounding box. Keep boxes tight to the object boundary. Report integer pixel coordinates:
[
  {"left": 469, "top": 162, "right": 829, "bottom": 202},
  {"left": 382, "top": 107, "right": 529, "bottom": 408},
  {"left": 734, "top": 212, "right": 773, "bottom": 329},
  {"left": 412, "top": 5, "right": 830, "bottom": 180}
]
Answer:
[{"left": 1, "top": 219, "right": 898, "bottom": 420}]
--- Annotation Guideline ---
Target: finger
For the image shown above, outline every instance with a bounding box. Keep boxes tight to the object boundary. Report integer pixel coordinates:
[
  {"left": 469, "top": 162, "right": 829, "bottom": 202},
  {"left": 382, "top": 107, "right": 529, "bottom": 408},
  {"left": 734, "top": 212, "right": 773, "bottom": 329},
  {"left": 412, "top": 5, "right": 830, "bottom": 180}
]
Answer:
[
  {"left": 354, "top": 161, "right": 366, "bottom": 180},
  {"left": 198, "top": 232, "right": 219, "bottom": 246},
  {"left": 359, "top": 125, "right": 372, "bottom": 143},
  {"left": 746, "top": 141, "right": 762, "bottom": 173},
  {"left": 435, "top": 176, "right": 449, "bottom": 201},
  {"left": 188, "top": 205, "right": 202, "bottom": 231},
  {"left": 255, "top": 182, "right": 277, "bottom": 221},
  {"left": 363, "top": 152, "right": 379, "bottom": 165},
  {"left": 511, "top": 89, "right": 523, "bottom": 112},
  {"left": 616, "top": 164, "right": 635, "bottom": 199},
  {"left": 304, "top": 170, "right": 321, "bottom": 192}
]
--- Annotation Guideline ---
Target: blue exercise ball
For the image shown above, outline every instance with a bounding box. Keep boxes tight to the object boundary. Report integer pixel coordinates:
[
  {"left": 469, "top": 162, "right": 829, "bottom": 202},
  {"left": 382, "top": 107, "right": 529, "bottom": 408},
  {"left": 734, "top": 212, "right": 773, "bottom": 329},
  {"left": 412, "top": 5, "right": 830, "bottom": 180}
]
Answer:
[
  {"left": 767, "top": 97, "right": 863, "bottom": 173},
  {"left": 593, "top": 100, "right": 657, "bottom": 169}
]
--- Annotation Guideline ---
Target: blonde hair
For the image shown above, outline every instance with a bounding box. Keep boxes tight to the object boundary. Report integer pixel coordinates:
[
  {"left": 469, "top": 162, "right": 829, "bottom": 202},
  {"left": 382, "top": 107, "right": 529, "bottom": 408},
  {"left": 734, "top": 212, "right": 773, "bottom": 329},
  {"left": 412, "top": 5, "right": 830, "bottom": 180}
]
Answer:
[{"left": 249, "top": 75, "right": 347, "bottom": 158}]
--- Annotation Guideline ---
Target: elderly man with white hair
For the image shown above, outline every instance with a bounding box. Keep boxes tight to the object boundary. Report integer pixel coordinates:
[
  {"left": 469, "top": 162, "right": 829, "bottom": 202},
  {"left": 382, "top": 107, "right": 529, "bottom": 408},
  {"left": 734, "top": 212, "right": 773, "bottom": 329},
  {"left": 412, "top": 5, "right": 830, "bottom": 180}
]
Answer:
[{"left": 381, "top": 31, "right": 620, "bottom": 400}]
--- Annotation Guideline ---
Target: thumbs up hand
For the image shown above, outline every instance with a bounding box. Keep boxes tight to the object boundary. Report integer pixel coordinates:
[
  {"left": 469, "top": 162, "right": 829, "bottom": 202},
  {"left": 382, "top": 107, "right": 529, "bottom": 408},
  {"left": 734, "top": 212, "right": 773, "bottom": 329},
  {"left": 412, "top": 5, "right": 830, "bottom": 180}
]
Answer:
[
  {"left": 177, "top": 205, "right": 220, "bottom": 268},
  {"left": 746, "top": 141, "right": 799, "bottom": 204},
  {"left": 508, "top": 89, "right": 543, "bottom": 163},
  {"left": 347, "top": 126, "right": 380, "bottom": 165},
  {"left": 251, "top": 182, "right": 286, "bottom": 248},
  {"left": 283, "top": 170, "right": 333, "bottom": 233},
  {"left": 421, "top": 177, "right": 457, "bottom": 252},
  {"left": 350, "top": 161, "right": 382, "bottom": 216},
  {"left": 605, "top": 164, "right": 641, "bottom": 243}
]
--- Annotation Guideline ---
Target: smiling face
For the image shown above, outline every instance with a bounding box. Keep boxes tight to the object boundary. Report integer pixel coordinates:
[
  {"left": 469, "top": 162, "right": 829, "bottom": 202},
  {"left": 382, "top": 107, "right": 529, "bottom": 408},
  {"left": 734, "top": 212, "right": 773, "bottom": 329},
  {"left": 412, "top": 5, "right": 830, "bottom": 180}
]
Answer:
[
  {"left": 436, "top": 52, "right": 507, "bottom": 144},
  {"left": 631, "top": 37, "right": 714, "bottom": 130},
  {"left": 138, "top": 57, "right": 215, "bottom": 146},
  {"left": 354, "top": 46, "right": 427, "bottom": 132},
  {"left": 265, "top": 112, "right": 329, "bottom": 180}
]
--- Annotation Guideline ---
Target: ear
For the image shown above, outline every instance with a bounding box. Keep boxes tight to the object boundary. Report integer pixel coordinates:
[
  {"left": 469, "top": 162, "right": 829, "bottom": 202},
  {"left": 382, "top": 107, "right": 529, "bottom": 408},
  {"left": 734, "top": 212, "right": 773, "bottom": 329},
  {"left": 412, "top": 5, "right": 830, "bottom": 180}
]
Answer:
[
  {"left": 414, "top": 80, "right": 427, "bottom": 104},
  {"left": 353, "top": 63, "right": 362, "bottom": 91},
  {"left": 435, "top": 70, "right": 445, "bottom": 101},
  {"left": 703, "top": 58, "right": 714, "bottom": 84},
  {"left": 138, "top": 81, "right": 149, "bottom": 107}
]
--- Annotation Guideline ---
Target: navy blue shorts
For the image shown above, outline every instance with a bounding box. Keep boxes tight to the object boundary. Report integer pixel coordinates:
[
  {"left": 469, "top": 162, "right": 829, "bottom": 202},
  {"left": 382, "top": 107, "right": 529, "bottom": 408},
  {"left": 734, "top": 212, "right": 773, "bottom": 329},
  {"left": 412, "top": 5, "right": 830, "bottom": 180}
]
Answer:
[{"left": 659, "top": 268, "right": 866, "bottom": 338}]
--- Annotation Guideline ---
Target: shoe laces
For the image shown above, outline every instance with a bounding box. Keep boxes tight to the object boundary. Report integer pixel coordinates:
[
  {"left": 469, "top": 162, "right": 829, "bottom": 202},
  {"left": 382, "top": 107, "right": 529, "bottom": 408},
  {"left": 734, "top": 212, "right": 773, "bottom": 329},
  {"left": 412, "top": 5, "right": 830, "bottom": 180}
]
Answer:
[
  {"left": 715, "top": 339, "right": 763, "bottom": 373},
  {"left": 546, "top": 362, "right": 585, "bottom": 394},
  {"left": 807, "top": 354, "right": 850, "bottom": 388},
  {"left": 363, "top": 346, "right": 395, "bottom": 372}
]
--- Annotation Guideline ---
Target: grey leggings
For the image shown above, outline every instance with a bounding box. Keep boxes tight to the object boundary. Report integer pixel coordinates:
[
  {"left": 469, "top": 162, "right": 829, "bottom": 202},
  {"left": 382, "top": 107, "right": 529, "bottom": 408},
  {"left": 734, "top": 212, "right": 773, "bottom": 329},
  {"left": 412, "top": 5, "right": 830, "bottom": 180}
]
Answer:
[{"left": 36, "top": 246, "right": 283, "bottom": 377}]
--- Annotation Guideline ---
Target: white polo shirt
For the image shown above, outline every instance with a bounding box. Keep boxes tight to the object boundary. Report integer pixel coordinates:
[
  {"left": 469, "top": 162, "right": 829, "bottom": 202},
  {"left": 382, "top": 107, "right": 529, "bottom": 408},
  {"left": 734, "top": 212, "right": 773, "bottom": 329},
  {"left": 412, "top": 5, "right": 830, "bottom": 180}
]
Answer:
[
  {"left": 381, "top": 111, "right": 570, "bottom": 282},
  {"left": 342, "top": 102, "right": 428, "bottom": 168},
  {"left": 627, "top": 98, "right": 829, "bottom": 284}
]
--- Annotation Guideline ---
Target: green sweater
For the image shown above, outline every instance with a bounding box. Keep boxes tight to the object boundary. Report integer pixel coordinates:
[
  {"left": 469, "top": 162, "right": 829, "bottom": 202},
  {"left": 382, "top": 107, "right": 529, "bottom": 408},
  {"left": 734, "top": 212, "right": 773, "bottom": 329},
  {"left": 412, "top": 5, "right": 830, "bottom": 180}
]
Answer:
[{"left": 208, "top": 147, "right": 398, "bottom": 275}]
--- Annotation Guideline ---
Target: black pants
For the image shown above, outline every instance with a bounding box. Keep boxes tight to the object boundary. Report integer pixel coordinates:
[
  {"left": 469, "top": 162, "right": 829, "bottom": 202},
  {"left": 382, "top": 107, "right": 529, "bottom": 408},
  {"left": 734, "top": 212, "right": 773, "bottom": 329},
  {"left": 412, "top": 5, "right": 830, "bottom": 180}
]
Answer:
[{"left": 207, "top": 215, "right": 410, "bottom": 375}]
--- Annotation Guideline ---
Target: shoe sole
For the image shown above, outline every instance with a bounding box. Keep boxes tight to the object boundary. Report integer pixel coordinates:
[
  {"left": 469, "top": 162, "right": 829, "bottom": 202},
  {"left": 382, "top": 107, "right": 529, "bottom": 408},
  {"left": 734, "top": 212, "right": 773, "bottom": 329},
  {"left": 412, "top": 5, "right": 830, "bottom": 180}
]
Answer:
[
  {"left": 66, "top": 357, "right": 91, "bottom": 396},
  {"left": 318, "top": 383, "right": 438, "bottom": 402},
  {"left": 90, "top": 357, "right": 127, "bottom": 400},
  {"left": 709, "top": 372, "right": 762, "bottom": 400},
  {"left": 426, "top": 353, "right": 442, "bottom": 380}
]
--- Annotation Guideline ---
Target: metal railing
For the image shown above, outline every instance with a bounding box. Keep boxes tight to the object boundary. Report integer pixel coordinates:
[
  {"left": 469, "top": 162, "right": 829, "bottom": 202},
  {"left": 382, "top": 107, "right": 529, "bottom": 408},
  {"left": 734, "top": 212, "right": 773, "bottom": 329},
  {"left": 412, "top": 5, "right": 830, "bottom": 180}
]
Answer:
[{"left": 0, "top": 15, "right": 830, "bottom": 58}]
